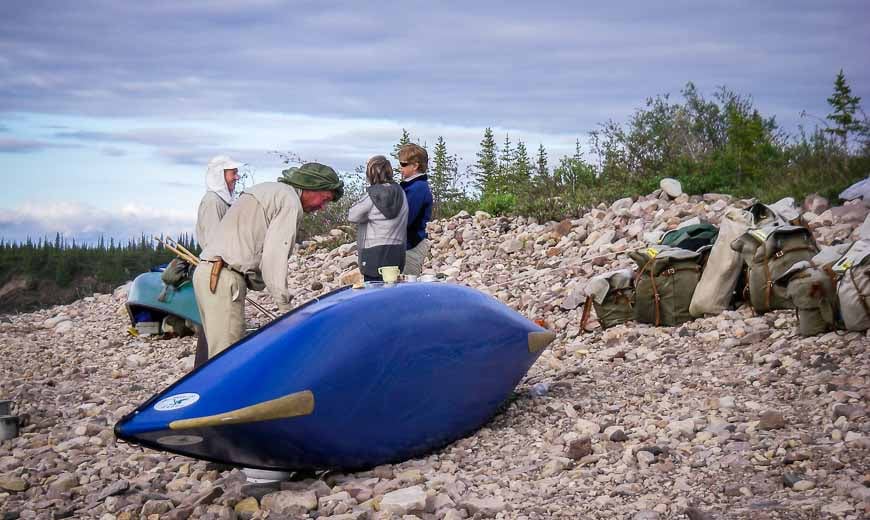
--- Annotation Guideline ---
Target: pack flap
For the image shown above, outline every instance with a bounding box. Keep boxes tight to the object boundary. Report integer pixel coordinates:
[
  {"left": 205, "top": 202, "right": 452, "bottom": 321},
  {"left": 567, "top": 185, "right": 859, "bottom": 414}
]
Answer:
[
  {"left": 813, "top": 243, "right": 852, "bottom": 268},
  {"left": 832, "top": 239, "right": 870, "bottom": 273},
  {"left": 767, "top": 197, "right": 801, "bottom": 223},
  {"left": 775, "top": 260, "right": 813, "bottom": 286},
  {"left": 746, "top": 223, "right": 810, "bottom": 243},
  {"left": 585, "top": 268, "right": 633, "bottom": 304}
]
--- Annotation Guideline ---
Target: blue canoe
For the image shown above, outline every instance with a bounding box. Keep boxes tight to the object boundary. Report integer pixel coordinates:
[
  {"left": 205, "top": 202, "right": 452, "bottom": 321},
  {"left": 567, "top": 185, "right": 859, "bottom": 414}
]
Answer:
[
  {"left": 126, "top": 271, "right": 201, "bottom": 327},
  {"left": 114, "top": 282, "right": 555, "bottom": 471}
]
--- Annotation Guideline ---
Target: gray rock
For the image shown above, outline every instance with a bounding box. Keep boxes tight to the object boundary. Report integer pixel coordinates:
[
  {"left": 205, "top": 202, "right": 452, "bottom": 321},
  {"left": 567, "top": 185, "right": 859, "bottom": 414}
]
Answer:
[
  {"left": 460, "top": 496, "right": 506, "bottom": 517},
  {"left": 660, "top": 178, "right": 683, "bottom": 198},
  {"left": 261, "top": 489, "right": 318, "bottom": 515},
  {"left": 380, "top": 485, "right": 426, "bottom": 515},
  {"left": 96, "top": 479, "right": 129, "bottom": 501},
  {"left": 141, "top": 499, "right": 174, "bottom": 515}
]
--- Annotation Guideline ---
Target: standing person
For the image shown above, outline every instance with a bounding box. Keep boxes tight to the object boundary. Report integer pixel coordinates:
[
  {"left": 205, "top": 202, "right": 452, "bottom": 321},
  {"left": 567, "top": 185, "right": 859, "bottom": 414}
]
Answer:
[
  {"left": 167, "top": 155, "right": 242, "bottom": 368},
  {"left": 192, "top": 163, "right": 343, "bottom": 357},
  {"left": 398, "top": 144, "right": 433, "bottom": 276},
  {"left": 348, "top": 155, "right": 408, "bottom": 281},
  {"left": 196, "top": 155, "right": 242, "bottom": 250}
]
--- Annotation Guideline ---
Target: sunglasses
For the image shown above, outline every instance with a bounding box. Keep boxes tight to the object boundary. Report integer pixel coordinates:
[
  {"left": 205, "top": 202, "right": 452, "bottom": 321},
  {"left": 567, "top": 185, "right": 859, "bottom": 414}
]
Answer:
[{"left": 399, "top": 161, "right": 411, "bottom": 167}]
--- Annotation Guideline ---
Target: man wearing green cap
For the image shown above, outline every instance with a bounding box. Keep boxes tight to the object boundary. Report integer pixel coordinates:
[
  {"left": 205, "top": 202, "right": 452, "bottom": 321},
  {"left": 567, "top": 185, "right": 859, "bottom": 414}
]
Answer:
[{"left": 192, "top": 162, "right": 344, "bottom": 357}]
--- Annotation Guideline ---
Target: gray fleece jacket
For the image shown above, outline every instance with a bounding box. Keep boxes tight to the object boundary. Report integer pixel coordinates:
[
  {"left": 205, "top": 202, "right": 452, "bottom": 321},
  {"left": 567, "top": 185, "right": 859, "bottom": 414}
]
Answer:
[{"left": 347, "top": 183, "right": 408, "bottom": 277}]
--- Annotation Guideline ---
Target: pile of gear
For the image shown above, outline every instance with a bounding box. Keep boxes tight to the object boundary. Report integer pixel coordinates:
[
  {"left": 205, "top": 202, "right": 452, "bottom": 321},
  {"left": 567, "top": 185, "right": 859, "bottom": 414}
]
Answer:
[{"left": 581, "top": 197, "right": 870, "bottom": 337}]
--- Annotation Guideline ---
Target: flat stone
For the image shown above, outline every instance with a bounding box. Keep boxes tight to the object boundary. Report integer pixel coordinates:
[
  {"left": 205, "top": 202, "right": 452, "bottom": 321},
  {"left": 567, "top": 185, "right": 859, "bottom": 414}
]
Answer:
[
  {"left": 792, "top": 480, "right": 816, "bottom": 492},
  {"left": 96, "top": 480, "right": 129, "bottom": 501},
  {"left": 567, "top": 437, "right": 592, "bottom": 459},
  {"left": 234, "top": 497, "right": 260, "bottom": 519},
  {"left": 575, "top": 419, "right": 601, "bottom": 436},
  {"left": 758, "top": 411, "right": 786, "bottom": 430},
  {"left": 140, "top": 499, "right": 174, "bottom": 515},
  {"left": 380, "top": 485, "right": 426, "bottom": 515},
  {"left": 0, "top": 474, "right": 28, "bottom": 492},
  {"left": 261, "top": 490, "right": 318, "bottom": 515},
  {"left": 459, "top": 496, "right": 506, "bottom": 518},
  {"left": 49, "top": 473, "right": 79, "bottom": 494}
]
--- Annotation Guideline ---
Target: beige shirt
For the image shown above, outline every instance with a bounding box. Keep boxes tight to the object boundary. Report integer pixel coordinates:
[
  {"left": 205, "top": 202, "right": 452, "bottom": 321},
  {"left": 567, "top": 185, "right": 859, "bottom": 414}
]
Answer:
[
  {"left": 200, "top": 182, "right": 303, "bottom": 309},
  {"left": 195, "top": 191, "right": 230, "bottom": 251}
]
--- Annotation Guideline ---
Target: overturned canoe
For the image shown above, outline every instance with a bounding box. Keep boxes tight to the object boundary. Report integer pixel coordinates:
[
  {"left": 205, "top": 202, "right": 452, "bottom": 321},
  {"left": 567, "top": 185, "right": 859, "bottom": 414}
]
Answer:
[
  {"left": 115, "top": 282, "right": 554, "bottom": 470},
  {"left": 126, "top": 271, "right": 201, "bottom": 330}
]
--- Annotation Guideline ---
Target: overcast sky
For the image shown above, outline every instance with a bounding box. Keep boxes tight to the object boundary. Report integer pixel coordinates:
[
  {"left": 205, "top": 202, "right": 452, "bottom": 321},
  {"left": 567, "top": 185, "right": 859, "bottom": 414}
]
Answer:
[{"left": 1, "top": 1, "right": 868, "bottom": 243}]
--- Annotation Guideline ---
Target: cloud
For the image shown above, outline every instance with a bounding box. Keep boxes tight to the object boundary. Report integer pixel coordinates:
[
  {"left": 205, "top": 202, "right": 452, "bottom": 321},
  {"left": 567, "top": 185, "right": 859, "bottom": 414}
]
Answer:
[
  {"left": 101, "top": 146, "right": 127, "bottom": 157},
  {"left": 0, "top": 201, "right": 194, "bottom": 244},
  {"left": 0, "top": 137, "right": 77, "bottom": 153},
  {"left": 0, "top": 1, "right": 866, "bottom": 136}
]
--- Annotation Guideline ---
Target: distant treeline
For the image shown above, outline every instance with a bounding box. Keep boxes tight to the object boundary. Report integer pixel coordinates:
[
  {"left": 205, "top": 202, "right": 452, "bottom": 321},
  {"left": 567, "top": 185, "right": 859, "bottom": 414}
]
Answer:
[
  {"left": 3, "top": 72, "right": 868, "bottom": 312},
  {"left": 300, "top": 71, "right": 870, "bottom": 236},
  {"left": 0, "top": 233, "right": 197, "bottom": 293}
]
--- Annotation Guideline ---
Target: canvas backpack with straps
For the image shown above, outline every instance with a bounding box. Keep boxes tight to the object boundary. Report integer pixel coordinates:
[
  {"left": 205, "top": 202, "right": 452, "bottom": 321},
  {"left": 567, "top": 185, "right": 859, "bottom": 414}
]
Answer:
[
  {"left": 629, "top": 245, "right": 702, "bottom": 327},
  {"left": 690, "top": 208, "right": 753, "bottom": 317},
  {"left": 775, "top": 245, "right": 848, "bottom": 336},
  {"left": 833, "top": 239, "right": 870, "bottom": 331},
  {"left": 580, "top": 268, "right": 635, "bottom": 330},
  {"left": 749, "top": 198, "right": 803, "bottom": 227},
  {"left": 731, "top": 223, "right": 818, "bottom": 314}
]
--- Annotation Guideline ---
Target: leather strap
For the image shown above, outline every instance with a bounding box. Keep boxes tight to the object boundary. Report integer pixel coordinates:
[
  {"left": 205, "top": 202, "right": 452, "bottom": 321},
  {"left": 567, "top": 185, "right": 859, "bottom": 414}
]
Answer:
[
  {"left": 849, "top": 267, "right": 870, "bottom": 323},
  {"left": 209, "top": 257, "right": 224, "bottom": 294},
  {"left": 580, "top": 295, "right": 593, "bottom": 332}
]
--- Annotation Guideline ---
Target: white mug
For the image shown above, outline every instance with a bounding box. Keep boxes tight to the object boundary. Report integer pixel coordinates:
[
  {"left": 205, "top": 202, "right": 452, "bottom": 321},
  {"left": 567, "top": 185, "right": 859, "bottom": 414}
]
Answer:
[{"left": 378, "top": 265, "right": 400, "bottom": 283}]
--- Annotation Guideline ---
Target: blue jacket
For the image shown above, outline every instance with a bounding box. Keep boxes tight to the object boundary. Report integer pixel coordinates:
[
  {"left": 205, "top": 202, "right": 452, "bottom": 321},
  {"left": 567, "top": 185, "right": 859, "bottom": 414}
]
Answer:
[{"left": 400, "top": 175, "right": 433, "bottom": 249}]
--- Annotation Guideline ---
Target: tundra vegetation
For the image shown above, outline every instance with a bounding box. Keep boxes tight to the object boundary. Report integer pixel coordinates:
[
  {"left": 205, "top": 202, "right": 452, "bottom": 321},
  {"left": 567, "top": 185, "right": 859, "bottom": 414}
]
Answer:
[{"left": 1, "top": 72, "right": 867, "bottom": 312}]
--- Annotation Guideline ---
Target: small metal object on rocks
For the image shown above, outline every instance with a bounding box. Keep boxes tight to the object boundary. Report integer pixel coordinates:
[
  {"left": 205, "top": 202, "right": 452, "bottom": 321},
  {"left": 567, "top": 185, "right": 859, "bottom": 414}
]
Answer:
[
  {"left": 0, "top": 415, "right": 19, "bottom": 440},
  {"left": 242, "top": 468, "right": 292, "bottom": 483}
]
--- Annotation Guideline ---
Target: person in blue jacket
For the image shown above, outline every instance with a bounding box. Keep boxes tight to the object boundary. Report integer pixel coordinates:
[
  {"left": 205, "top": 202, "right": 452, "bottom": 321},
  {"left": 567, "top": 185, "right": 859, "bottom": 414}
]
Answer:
[{"left": 398, "top": 143, "right": 433, "bottom": 275}]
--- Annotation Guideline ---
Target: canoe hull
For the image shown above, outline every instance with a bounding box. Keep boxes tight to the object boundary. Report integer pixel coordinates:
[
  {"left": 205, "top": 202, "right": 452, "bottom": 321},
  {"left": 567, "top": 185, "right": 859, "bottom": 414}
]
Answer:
[
  {"left": 115, "top": 282, "right": 551, "bottom": 470},
  {"left": 126, "top": 272, "right": 201, "bottom": 326}
]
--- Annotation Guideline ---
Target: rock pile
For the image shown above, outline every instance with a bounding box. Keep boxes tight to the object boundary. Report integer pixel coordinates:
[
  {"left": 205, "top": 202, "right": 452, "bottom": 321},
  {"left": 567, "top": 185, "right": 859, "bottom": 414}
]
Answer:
[{"left": 0, "top": 189, "right": 868, "bottom": 519}]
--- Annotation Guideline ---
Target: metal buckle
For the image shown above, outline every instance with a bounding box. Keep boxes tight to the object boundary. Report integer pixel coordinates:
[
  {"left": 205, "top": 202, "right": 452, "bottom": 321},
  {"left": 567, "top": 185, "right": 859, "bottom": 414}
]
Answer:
[{"left": 775, "top": 250, "right": 784, "bottom": 258}]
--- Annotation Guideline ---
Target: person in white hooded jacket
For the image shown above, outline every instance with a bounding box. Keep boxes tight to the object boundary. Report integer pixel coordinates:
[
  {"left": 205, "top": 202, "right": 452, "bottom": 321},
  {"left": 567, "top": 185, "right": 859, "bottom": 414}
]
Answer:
[
  {"left": 196, "top": 155, "right": 242, "bottom": 250},
  {"left": 190, "top": 155, "right": 241, "bottom": 367}
]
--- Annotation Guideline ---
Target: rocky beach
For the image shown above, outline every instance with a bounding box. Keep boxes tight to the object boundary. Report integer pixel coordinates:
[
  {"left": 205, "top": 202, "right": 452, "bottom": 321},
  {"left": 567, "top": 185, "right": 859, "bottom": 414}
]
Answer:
[{"left": 1, "top": 189, "right": 868, "bottom": 519}]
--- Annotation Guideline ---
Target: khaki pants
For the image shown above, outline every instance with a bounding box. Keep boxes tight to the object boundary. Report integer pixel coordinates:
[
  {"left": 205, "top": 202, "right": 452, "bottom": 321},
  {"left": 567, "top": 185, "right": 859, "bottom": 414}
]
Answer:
[
  {"left": 192, "top": 262, "right": 246, "bottom": 358},
  {"left": 403, "top": 239, "right": 430, "bottom": 276}
]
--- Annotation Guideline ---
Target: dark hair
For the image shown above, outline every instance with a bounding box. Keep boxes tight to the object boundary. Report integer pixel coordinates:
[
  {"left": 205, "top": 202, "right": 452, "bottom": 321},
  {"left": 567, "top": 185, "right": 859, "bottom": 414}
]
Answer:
[{"left": 366, "top": 155, "right": 394, "bottom": 185}]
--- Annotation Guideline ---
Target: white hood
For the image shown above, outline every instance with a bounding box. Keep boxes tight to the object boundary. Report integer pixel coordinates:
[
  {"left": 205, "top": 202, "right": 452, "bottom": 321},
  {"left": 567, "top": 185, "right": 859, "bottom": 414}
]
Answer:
[{"left": 205, "top": 155, "right": 242, "bottom": 204}]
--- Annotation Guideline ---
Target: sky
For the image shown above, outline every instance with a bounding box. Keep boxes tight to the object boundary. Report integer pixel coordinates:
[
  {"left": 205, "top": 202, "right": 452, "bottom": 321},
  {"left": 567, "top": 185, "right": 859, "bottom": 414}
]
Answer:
[{"left": 1, "top": 1, "right": 869, "bottom": 243}]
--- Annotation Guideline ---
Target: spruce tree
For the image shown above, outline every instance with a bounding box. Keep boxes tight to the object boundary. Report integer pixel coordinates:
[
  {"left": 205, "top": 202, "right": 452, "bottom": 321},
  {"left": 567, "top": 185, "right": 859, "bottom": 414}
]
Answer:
[
  {"left": 498, "top": 134, "right": 513, "bottom": 191},
  {"left": 826, "top": 69, "right": 864, "bottom": 148},
  {"left": 474, "top": 127, "right": 499, "bottom": 195},
  {"left": 430, "top": 136, "right": 456, "bottom": 213},
  {"left": 391, "top": 129, "right": 412, "bottom": 173},
  {"left": 535, "top": 144, "right": 549, "bottom": 179},
  {"left": 513, "top": 139, "right": 532, "bottom": 186}
]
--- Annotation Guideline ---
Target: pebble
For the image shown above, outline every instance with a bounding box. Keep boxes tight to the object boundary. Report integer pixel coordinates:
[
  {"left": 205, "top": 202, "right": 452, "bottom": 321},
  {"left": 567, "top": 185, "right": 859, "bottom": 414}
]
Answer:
[{"left": 0, "top": 189, "right": 867, "bottom": 518}]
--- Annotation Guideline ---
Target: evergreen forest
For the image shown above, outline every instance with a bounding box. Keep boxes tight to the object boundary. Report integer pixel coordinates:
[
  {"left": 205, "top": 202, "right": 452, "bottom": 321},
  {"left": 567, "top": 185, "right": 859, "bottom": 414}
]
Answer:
[{"left": 2, "top": 71, "right": 868, "bottom": 312}]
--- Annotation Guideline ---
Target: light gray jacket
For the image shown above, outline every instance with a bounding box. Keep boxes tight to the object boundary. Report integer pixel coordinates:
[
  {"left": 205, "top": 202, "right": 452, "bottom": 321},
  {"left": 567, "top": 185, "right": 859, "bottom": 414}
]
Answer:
[{"left": 348, "top": 183, "right": 408, "bottom": 277}]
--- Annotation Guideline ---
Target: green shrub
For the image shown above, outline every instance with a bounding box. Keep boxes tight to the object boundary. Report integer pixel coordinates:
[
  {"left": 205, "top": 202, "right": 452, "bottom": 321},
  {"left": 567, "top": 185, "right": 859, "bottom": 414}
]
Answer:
[{"left": 480, "top": 192, "right": 517, "bottom": 216}]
